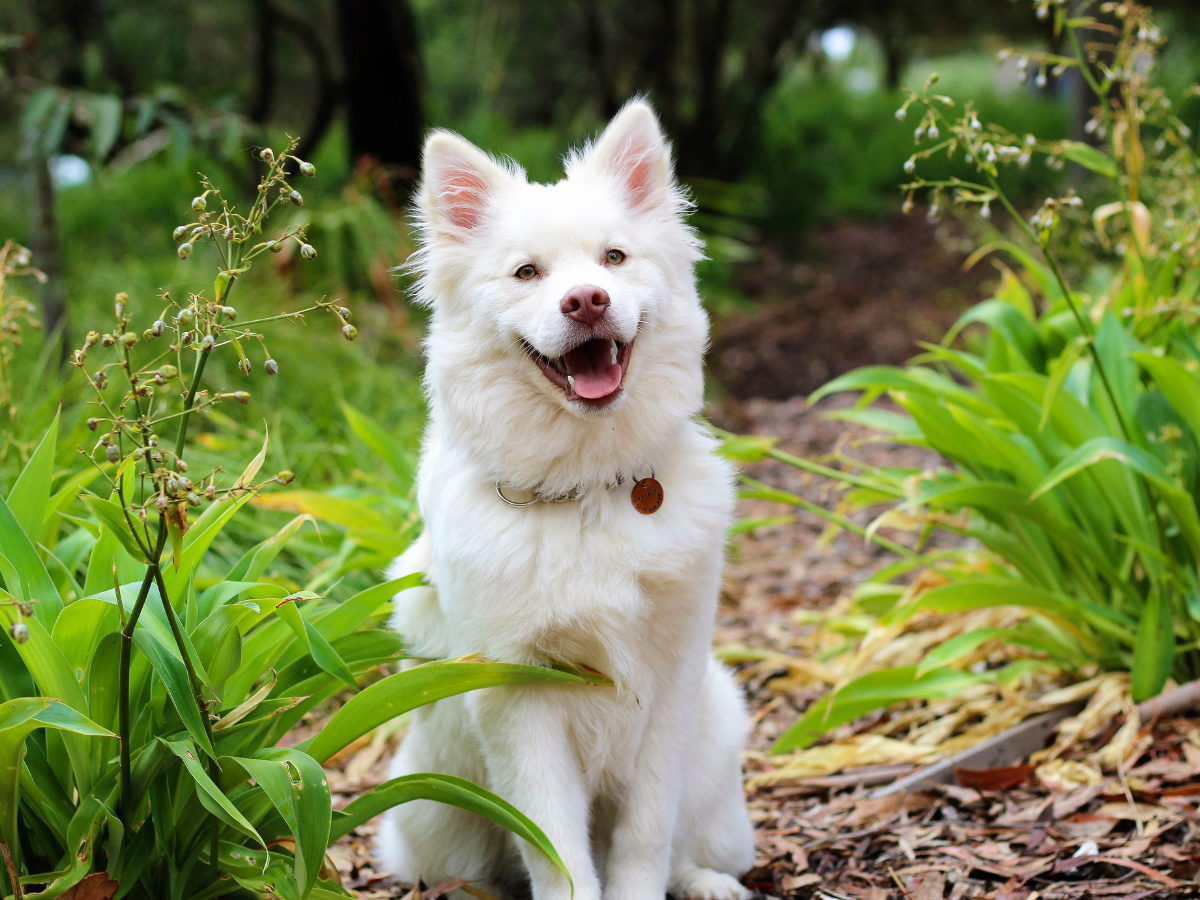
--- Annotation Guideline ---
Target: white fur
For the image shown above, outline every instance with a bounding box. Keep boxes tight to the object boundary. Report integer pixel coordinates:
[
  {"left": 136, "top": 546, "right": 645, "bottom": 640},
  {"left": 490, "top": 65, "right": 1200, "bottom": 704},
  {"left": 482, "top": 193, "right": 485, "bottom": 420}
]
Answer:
[{"left": 378, "top": 100, "right": 756, "bottom": 900}]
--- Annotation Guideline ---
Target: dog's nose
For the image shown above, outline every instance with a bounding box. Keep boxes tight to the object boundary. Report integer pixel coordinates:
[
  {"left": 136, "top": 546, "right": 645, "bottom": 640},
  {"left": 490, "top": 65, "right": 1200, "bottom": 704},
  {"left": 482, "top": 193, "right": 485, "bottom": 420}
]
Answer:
[{"left": 560, "top": 285, "right": 610, "bottom": 327}]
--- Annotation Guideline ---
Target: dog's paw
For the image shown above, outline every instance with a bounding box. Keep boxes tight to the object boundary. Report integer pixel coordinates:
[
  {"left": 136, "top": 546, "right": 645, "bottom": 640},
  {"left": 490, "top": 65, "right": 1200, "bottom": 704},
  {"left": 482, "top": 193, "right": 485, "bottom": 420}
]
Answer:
[{"left": 669, "top": 868, "right": 752, "bottom": 900}]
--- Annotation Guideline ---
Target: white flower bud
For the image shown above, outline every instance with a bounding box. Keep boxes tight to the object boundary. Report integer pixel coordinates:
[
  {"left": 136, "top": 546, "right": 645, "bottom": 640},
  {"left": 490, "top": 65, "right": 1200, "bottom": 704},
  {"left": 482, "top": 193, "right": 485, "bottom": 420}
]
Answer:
[
  {"left": 178, "top": 242, "right": 193, "bottom": 259},
  {"left": 192, "top": 196, "right": 207, "bottom": 212}
]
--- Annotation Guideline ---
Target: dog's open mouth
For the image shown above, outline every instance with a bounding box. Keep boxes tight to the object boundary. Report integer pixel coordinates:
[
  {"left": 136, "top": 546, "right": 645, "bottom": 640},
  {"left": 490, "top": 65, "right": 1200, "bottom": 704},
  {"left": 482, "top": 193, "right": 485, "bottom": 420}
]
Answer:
[{"left": 522, "top": 337, "right": 633, "bottom": 407}]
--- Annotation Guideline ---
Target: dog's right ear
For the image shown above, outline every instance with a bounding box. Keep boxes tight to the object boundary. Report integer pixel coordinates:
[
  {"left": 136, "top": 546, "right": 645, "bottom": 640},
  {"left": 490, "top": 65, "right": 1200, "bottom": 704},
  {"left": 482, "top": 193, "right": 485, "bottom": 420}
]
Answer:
[{"left": 418, "top": 130, "right": 516, "bottom": 237}]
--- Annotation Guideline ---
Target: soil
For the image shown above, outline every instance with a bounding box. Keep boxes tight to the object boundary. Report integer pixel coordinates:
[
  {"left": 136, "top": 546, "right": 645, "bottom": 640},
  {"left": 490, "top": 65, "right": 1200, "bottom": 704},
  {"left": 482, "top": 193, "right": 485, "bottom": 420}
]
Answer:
[
  {"left": 707, "top": 213, "right": 991, "bottom": 402},
  {"left": 314, "top": 218, "right": 1198, "bottom": 898}
]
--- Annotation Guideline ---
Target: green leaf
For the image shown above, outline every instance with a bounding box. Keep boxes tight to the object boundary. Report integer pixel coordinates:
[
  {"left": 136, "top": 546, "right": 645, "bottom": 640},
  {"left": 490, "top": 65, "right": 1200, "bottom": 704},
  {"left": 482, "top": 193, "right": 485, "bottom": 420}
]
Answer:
[
  {"left": 302, "top": 659, "right": 610, "bottom": 763},
  {"left": 311, "top": 575, "right": 421, "bottom": 644},
  {"left": 79, "top": 494, "right": 150, "bottom": 563},
  {"left": 772, "top": 667, "right": 981, "bottom": 754},
  {"left": 1033, "top": 436, "right": 1200, "bottom": 558},
  {"left": 134, "top": 629, "right": 216, "bottom": 759},
  {"left": 84, "top": 93, "right": 122, "bottom": 158},
  {"left": 159, "top": 490, "right": 255, "bottom": 602},
  {"left": 0, "top": 493, "right": 63, "bottom": 626},
  {"left": 226, "top": 514, "right": 315, "bottom": 583},
  {"left": 343, "top": 403, "right": 415, "bottom": 486},
  {"left": 1058, "top": 140, "right": 1119, "bottom": 178},
  {"left": 276, "top": 601, "right": 357, "bottom": 690},
  {"left": 232, "top": 749, "right": 330, "bottom": 899},
  {"left": 963, "top": 240, "right": 1063, "bottom": 302},
  {"left": 944, "top": 299, "right": 1045, "bottom": 373},
  {"left": 717, "top": 434, "right": 778, "bottom": 463},
  {"left": 1133, "top": 352, "right": 1200, "bottom": 442},
  {"left": 7, "top": 410, "right": 58, "bottom": 543},
  {"left": 0, "top": 698, "right": 111, "bottom": 877},
  {"left": 159, "top": 737, "right": 265, "bottom": 847},
  {"left": 330, "top": 772, "right": 571, "bottom": 890},
  {"left": 1132, "top": 589, "right": 1174, "bottom": 703}
]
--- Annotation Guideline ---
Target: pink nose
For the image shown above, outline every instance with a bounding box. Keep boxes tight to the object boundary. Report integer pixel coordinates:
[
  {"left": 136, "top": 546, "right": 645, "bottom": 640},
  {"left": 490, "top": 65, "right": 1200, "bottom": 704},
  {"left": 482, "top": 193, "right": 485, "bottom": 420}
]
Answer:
[{"left": 560, "top": 285, "right": 610, "bottom": 327}]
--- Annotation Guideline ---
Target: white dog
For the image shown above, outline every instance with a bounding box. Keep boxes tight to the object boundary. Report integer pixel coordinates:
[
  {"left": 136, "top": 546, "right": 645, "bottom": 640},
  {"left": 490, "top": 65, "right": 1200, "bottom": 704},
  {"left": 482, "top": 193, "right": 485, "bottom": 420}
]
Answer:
[{"left": 376, "top": 100, "right": 756, "bottom": 900}]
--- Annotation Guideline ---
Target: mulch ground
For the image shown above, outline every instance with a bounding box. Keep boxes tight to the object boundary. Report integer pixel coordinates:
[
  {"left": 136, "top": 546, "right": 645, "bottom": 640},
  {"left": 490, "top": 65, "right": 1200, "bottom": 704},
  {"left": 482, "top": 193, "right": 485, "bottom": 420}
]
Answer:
[{"left": 311, "top": 217, "right": 1200, "bottom": 898}]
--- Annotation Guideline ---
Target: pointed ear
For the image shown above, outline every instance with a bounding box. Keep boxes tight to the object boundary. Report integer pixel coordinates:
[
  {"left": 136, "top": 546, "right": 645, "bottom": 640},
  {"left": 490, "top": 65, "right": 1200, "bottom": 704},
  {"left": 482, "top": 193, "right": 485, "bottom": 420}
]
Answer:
[
  {"left": 418, "top": 130, "right": 518, "bottom": 235},
  {"left": 579, "top": 100, "right": 673, "bottom": 211}
]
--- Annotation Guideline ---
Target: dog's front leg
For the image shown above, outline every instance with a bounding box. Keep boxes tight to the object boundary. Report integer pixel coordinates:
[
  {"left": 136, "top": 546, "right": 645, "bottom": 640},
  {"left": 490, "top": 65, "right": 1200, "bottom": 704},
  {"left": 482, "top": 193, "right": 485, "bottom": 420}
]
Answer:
[
  {"left": 472, "top": 686, "right": 602, "bottom": 900},
  {"left": 601, "top": 663, "right": 700, "bottom": 900}
]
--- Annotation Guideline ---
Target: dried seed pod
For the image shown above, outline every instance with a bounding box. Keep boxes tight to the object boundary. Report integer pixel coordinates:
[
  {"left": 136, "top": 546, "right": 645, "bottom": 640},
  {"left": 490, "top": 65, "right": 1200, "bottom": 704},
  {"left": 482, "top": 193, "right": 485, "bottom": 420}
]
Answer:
[
  {"left": 204, "top": 484, "right": 216, "bottom": 501},
  {"left": 192, "top": 195, "right": 207, "bottom": 211},
  {"left": 275, "top": 470, "right": 294, "bottom": 484},
  {"left": 155, "top": 495, "right": 170, "bottom": 513},
  {"left": 201, "top": 335, "right": 215, "bottom": 351},
  {"left": 9, "top": 622, "right": 28, "bottom": 644},
  {"left": 115, "top": 292, "right": 129, "bottom": 317},
  {"left": 175, "top": 459, "right": 188, "bottom": 473},
  {"left": 87, "top": 417, "right": 99, "bottom": 431},
  {"left": 152, "top": 319, "right": 167, "bottom": 336},
  {"left": 101, "top": 333, "right": 116, "bottom": 346},
  {"left": 300, "top": 243, "right": 317, "bottom": 260},
  {"left": 178, "top": 242, "right": 193, "bottom": 259},
  {"left": 264, "top": 358, "right": 278, "bottom": 375},
  {"left": 187, "top": 492, "right": 201, "bottom": 507},
  {"left": 94, "top": 371, "right": 108, "bottom": 390},
  {"left": 106, "top": 444, "right": 121, "bottom": 464},
  {"left": 17, "top": 603, "right": 33, "bottom": 617},
  {"left": 239, "top": 358, "right": 252, "bottom": 375},
  {"left": 85, "top": 330, "right": 100, "bottom": 347},
  {"left": 173, "top": 225, "right": 189, "bottom": 242},
  {"left": 299, "top": 161, "right": 316, "bottom": 177},
  {"left": 342, "top": 324, "right": 358, "bottom": 341}
]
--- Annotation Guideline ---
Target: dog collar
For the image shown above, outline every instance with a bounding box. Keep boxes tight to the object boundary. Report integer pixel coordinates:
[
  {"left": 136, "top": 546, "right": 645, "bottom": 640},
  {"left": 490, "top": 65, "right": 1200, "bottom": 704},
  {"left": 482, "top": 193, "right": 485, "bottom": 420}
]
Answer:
[{"left": 495, "top": 471, "right": 663, "bottom": 514}]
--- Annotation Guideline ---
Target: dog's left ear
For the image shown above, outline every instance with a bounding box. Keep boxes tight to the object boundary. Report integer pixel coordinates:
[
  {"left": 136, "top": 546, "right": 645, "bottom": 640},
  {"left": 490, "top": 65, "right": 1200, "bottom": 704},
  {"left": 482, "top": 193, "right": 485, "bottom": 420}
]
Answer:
[{"left": 580, "top": 99, "right": 674, "bottom": 212}]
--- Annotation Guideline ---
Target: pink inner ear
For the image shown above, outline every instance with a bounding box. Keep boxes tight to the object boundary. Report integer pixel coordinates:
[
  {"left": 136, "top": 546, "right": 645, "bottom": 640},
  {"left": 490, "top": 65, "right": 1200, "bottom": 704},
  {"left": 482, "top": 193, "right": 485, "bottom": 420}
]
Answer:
[
  {"left": 437, "top": 162, "right": 490, "bottom": 229},
  {"left": 609, "top": 135, "right": 657, "bottom": 208}
]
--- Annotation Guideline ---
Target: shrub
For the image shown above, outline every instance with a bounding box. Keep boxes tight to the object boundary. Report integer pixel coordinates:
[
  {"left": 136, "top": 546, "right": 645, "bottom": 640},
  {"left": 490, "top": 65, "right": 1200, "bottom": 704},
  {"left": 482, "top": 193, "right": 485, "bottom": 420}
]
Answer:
[
  {"left": 0, "top": 138, "right": 597, "bottom": 900},
  {"left": 724, "top": 0, "right": 1200, "bottom": 753}
]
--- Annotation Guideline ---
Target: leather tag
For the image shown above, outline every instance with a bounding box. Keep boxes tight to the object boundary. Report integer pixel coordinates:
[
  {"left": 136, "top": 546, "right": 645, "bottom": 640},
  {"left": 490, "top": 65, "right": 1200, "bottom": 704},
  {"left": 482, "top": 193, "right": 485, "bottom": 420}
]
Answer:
[{"left": 631, "top": 477, "right": 664, "bottom": 514}]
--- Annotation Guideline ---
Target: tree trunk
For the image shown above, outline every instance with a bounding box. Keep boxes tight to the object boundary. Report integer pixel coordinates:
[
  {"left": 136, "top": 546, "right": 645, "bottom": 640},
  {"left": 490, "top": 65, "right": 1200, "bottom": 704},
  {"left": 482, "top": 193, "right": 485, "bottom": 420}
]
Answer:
[
  {"left": 249, "top": 0, "right": 277, "bottom": 124},
  {"left": 335, "top": 0, "right": 423, "bottom": 195},
  {"left": 31, "top": 157, "right": 67, "bottom": 347}
]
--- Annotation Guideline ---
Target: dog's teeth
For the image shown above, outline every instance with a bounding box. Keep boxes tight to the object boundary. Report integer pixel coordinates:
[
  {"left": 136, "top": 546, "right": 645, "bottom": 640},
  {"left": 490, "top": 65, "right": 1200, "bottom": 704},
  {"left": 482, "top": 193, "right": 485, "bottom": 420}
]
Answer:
[
  {"left": 610, "top": 341, "right": 618, "bottom": 365},
  {"left": 567, "top": 375, "right": 575, "bottom": 391}
]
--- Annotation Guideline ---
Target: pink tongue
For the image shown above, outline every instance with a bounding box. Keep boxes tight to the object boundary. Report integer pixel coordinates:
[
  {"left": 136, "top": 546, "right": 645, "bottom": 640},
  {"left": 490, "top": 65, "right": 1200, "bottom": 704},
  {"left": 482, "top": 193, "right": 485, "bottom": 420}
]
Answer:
[{"left": 565, "top": 339, "right": 622, "bottom": 399}]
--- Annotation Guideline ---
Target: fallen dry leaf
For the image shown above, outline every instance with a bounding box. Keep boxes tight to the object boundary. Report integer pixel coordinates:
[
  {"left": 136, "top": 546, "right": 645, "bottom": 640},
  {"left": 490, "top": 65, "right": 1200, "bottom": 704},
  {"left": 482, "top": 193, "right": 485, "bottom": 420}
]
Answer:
[
  {"left": 955, "top": 764, "right": 1036, "bottom": 792},
  {"left": 909, "top": 871, "right": 945, "bottom": 900},
  {"left": 60, "top": 873, "right": 119, "bottom": 900}
]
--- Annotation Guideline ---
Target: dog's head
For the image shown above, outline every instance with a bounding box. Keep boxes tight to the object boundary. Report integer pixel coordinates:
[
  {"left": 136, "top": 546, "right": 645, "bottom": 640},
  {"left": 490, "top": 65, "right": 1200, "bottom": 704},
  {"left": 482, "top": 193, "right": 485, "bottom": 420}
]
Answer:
[{"left": 411, "top": 100, "right": 708, "bottom": 488}]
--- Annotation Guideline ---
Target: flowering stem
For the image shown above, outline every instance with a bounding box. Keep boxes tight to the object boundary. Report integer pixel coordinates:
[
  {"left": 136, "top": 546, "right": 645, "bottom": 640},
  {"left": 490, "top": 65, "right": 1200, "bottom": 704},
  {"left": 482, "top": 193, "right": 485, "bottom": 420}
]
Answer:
[
  {"left": 1064, "top": 21, "right": 1150, "bottom": 278},
  {"left": 117, "top": 548, "right": 160, "bottom": 822},
  {"left": 985, "top": 173, "right": 1134, "bottom": 443}
]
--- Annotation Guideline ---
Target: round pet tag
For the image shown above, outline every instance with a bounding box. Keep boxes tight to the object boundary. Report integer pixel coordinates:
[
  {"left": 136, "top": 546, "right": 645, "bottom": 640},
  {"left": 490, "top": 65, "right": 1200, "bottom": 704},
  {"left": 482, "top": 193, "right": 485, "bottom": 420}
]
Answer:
[{"left": 631, "top": 477, "right": 664, "bottom": 514}]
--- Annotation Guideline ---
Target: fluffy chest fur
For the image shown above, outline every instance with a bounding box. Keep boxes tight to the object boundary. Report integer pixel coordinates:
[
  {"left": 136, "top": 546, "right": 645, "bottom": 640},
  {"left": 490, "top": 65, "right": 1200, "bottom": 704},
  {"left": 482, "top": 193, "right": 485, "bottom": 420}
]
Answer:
[{"left": 408, "top": 419, "right": 734, "bottom": 691}]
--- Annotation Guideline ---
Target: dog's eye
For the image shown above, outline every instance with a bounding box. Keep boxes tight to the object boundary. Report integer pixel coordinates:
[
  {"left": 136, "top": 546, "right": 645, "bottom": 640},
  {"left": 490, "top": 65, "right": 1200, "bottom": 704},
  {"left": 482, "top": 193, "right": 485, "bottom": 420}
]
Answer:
[
  {"left": 606, "top": 249, "right": 626, "bottom": 265},
  {"left": 515, "top": 264, "right": 538, "bottom": 280}
]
